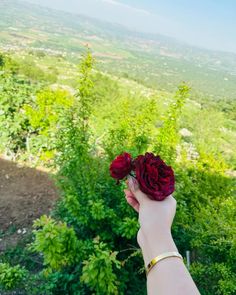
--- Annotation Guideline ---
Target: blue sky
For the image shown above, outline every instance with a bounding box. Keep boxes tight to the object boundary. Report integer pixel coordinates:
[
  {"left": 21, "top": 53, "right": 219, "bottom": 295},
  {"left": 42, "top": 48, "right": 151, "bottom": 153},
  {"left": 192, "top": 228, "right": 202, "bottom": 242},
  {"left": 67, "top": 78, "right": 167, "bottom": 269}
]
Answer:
[{"left": 26, "top": 0, "right": 236, "bottom": 53}]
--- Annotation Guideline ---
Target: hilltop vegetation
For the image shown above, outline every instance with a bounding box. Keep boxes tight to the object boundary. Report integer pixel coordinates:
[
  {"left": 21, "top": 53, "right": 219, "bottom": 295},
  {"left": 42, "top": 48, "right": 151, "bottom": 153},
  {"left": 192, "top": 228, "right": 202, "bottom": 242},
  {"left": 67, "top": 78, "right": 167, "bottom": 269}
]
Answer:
[
  {"left": 0, "top": 48, "right": 235, "bottom": 294},
  {"left": 0, "top": 1, "right": 236, "bottom": 294},
  {"left": 0, "top": 48, "right": 236, "bottom": 167}
]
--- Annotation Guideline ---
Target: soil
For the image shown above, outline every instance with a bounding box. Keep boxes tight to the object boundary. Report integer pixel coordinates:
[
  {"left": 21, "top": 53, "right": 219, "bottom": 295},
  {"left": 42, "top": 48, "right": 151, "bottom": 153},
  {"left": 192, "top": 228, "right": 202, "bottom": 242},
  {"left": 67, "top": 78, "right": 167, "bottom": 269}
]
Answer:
[{"left": 0, "top": 158, "right": 58, "bottom": 251}]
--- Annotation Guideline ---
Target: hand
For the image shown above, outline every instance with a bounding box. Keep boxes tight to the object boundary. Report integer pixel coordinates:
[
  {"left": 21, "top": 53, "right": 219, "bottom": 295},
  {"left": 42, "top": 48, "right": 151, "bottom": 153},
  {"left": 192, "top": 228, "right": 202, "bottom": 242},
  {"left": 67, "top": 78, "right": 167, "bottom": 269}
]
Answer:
[
  {"left": 124, "top": 176, "right": 201, "bottom": 295},
  {"left": 124, "top": 176, "right": 177, "bottom": 265}
]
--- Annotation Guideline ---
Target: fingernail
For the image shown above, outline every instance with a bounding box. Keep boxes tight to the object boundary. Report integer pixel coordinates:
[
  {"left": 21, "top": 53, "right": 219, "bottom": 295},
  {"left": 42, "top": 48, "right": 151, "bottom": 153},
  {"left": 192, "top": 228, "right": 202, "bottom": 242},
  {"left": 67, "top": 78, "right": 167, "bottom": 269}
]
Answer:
[{"left": 127, "top": 175, "right": 138, "bottom": 192}]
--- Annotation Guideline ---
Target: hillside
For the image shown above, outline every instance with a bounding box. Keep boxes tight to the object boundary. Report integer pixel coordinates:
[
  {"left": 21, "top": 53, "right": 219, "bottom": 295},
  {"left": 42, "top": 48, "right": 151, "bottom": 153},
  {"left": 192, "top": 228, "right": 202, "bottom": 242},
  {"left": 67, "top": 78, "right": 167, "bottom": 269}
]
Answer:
[
  {"left": 1, "top": 0, "right": 236, "bottom": 100},
  {"left": 0, "top": 0, "right": 236, "bottom": 287},
  {"left": 0, "top": 48, "right": 235, "bottom": 294}
]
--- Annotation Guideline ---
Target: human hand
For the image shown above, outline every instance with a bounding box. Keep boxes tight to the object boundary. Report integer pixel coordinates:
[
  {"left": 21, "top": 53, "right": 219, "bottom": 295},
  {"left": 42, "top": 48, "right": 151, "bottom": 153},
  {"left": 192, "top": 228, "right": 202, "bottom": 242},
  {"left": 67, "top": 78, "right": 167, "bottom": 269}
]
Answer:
[
  {"left": 124, "top": 176, "right": 177, "bottom": 265},
  {"left": 124, "top": 176, "right": 201, "bottom": 295}
]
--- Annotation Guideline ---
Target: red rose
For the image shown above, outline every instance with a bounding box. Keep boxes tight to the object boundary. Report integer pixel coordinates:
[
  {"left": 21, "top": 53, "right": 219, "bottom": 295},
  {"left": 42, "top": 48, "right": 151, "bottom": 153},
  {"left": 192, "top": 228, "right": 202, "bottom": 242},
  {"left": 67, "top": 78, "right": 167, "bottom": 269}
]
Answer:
[
  {"left": 134, "top": 152, "right": 175, "bottom": 201},
  {"left": 110, "top": 152, "right": 133, "bottom": 180}
]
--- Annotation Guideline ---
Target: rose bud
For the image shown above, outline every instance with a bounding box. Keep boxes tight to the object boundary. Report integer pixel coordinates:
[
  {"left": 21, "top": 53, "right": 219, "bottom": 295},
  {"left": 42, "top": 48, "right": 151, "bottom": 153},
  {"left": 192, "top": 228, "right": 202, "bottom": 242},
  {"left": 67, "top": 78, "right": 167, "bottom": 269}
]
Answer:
[
  {"left": 110, "top": 152, "right": 133, "bottom": 181},
  {"left": 134, "top": 152, "right": 175, "bottom": 201}
]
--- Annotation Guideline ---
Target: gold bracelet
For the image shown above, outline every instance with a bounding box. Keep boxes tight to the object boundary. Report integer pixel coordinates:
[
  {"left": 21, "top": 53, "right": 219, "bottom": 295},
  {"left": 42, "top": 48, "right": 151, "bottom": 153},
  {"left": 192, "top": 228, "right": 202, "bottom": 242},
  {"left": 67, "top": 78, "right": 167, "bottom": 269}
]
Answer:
[{"left": 146, "top": 251, "right": 183, "bottom": 275}]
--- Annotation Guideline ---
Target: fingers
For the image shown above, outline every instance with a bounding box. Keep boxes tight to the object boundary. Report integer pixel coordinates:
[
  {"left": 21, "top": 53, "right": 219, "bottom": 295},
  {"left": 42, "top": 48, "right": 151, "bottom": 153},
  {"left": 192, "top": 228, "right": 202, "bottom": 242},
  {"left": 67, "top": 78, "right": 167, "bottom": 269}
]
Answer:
[
  {"left": 124, "top": 189, "right": 140, "bottom": 212},
  {"left": 127, "top": 175, "right": 150, "bottom": 204}
]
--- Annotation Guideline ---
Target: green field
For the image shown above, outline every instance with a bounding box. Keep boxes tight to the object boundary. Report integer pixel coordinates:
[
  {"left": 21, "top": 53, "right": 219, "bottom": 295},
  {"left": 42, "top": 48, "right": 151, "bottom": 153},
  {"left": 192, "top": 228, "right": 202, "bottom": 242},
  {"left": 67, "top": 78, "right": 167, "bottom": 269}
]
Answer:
[{"left": 1, "top": 0, "right": 236, "bottom": 101}]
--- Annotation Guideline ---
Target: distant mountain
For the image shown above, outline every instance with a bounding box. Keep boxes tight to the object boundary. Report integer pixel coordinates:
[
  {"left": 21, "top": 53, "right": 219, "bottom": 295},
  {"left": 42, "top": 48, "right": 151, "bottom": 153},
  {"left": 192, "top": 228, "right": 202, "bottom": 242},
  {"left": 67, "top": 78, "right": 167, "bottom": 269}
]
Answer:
[{"left": 1, "top": 0, "right": 236, "bottom": 100}]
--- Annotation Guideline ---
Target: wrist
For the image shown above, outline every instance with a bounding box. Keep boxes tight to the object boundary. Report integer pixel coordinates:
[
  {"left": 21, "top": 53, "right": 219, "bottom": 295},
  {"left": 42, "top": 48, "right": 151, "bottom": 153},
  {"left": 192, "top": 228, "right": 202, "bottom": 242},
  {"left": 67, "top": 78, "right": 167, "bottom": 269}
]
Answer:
[{"left": 140, "top": 230, "right": 178, "bottom": 266}]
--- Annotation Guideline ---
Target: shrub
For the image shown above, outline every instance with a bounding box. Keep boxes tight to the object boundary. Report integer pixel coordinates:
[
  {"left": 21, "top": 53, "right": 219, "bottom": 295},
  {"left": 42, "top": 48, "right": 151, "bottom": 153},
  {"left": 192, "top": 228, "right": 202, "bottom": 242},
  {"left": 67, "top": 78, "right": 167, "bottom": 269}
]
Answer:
[
  {"left": 81, "top": 238, "right": 121, "bottom": 295},
  {"left": 30, "top": 215, "right": 82, "bottom": 272},
  {"left": 24, "top": 88, "right": 75, "bottom": 163},
  {"left": 0, "top": 74, "right": 37, "bottom": 158},
  {"left": 0, "top": 262, "right": 28, "bottom": 290}
]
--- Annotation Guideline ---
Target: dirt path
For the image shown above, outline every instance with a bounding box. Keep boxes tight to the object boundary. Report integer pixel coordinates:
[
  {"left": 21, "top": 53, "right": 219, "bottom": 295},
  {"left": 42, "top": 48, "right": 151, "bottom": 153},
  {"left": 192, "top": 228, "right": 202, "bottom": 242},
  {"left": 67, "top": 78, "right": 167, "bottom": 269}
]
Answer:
[{"left": 0, "top": 158, "right": 58, "bottom": 251}]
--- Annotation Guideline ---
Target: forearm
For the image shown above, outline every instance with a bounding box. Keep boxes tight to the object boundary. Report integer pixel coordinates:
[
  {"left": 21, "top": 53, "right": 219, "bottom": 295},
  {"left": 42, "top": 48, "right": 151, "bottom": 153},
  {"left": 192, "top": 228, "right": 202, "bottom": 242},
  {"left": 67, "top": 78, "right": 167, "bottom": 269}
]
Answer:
[{"left": 141, "top": 231, "right": 200, "bottom": 295}]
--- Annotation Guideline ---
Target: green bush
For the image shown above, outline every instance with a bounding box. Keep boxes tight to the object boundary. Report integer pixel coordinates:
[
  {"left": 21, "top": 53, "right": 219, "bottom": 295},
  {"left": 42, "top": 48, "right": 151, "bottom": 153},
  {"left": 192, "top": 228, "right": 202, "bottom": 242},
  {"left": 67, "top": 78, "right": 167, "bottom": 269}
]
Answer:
[
  {"left": 190, "top": 262, "right": 236, "bottom": 295},
  {"left": 24, "top": 88, "right": 75, "bottom": 163},
  {"left": 0, "top": 73, "right": 37, "bottom": 158},
  {"left": 0, "top": 262, "right": 28, "bottom": 290},
  {"left": 81, "top": 238, "right": 121, "bottom": 295},
  {"left": 30, "top": 215, "right": 82, "bottom": 272}
]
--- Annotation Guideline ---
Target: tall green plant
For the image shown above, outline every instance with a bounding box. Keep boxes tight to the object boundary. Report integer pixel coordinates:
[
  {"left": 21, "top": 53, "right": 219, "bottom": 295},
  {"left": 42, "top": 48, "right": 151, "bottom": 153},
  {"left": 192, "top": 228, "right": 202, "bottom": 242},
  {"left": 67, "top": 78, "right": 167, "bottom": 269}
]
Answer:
[
  {"left": 154, "top": 83, "right": 190, "bottom": 163},
  {"left": 24, "top": 88, "right": 75, "bottom": 162},
  {"left": 52, "top": 50, "right": 145, "bottom": 294},
  {"left": 0, "top": 73, "right": 37, "bottom": 158},
  {"left": 55, "top": 50, "right": 97, "bottom": 222}
]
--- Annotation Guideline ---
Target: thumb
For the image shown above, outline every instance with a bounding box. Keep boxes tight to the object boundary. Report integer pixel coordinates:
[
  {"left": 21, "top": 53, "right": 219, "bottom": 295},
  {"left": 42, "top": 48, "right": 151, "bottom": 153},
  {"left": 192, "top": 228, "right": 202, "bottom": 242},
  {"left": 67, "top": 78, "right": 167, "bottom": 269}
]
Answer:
[{"left": 127, "top": 175, "right": 149, "bottom": 204}]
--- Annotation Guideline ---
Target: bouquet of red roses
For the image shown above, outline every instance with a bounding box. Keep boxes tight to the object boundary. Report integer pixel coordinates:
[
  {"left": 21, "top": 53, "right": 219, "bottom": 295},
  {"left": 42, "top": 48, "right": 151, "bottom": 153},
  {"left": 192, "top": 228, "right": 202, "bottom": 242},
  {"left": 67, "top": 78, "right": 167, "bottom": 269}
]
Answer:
[{"left": 109, "top": 152, "right": 175, "bottom": 201}]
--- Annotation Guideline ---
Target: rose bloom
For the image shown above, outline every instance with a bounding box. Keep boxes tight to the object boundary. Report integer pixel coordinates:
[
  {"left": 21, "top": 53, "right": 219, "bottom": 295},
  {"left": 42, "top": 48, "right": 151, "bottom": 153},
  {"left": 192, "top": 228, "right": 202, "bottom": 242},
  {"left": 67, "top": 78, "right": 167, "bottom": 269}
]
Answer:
[
  {"left": 134, "top": 152, "right": 175, "bottom": 201},
  {"left": 110, "top": 152, "right": 133, "bottom": 180}
]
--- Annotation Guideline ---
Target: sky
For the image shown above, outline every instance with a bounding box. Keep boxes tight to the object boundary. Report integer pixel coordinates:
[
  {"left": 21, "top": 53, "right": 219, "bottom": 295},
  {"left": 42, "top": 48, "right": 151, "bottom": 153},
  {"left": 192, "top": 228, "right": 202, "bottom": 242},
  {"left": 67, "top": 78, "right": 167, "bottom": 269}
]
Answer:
[{"left": 26, "top": 0, "right": 236, "bottom": 53}]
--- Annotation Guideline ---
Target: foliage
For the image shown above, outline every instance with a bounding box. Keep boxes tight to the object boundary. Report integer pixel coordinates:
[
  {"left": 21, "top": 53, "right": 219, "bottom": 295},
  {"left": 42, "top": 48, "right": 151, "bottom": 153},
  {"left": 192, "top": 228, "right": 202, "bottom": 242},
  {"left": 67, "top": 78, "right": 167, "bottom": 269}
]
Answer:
[
  {"left": 0, "top": 53, "right": 5, "bottom": 68},
  {"left": 81, "top": 238, "right": 121, "bottom": 295},
  {"left": 30, "top": 215, "right": 81, "bottom": 272},
  {"left": 17, "top": 57, "right": 58, "bottom": 83},
  {"left": 0, "top": 73, "right": 37, "bottom": 159},
  {"left": 54, "top": 50, "right": 98, "bottom": 222},
  {"left": 102, "top": 96, "right": 158, "bottom": 159},
  {"left": 25, "top": 270, "right": 86, "bottom": 295},
  {"left": 0, "top": 49, "right": 235, "bottom": 294},
  {"left": 154, "top": 83, "right": 190, "bottom": 163},
  {"left": 41, "top": 50, "right": 145, "bottom": 293},
  {"left": 24, "top": 88, "right": 75, "bottom": 162},
  {"left": 0, "top": 262, "right": 28, "bottom": 290},
  {"left": 190, "top": 262, "right": 236, "bottom": 295}
]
